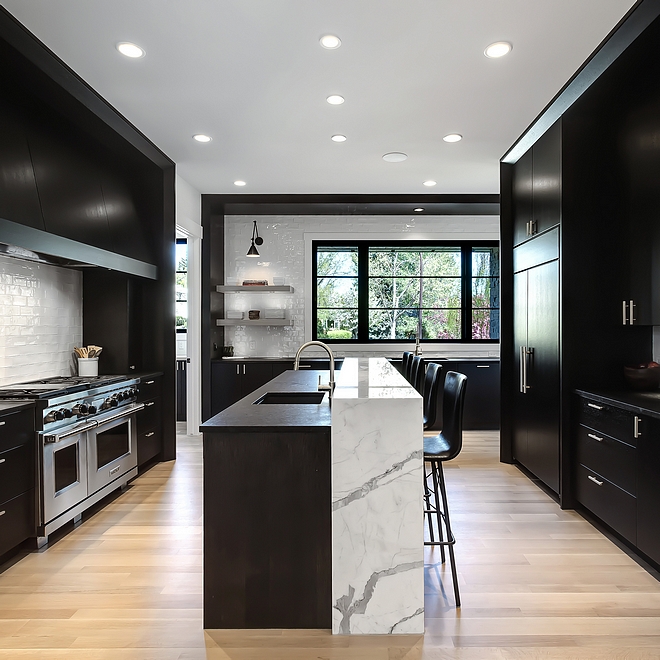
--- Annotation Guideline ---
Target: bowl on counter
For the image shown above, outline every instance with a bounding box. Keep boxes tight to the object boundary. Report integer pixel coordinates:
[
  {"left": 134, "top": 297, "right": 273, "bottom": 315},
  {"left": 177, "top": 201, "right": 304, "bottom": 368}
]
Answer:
[{"left": 623, "top": 364, "right": 660, "bottom": 390}]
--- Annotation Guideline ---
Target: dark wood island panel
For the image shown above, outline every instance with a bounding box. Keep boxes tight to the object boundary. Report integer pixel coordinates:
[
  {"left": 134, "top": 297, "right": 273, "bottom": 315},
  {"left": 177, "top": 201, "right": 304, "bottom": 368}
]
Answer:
[{"left": 203, "top": 428, "right": 331, "bottom": 629}]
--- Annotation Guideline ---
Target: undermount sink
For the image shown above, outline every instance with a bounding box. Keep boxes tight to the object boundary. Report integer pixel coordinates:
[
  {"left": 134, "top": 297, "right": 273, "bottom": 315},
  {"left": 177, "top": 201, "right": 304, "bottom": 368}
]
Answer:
[{"left": 253, "top": 391, "right": 326, "bottom": 405}]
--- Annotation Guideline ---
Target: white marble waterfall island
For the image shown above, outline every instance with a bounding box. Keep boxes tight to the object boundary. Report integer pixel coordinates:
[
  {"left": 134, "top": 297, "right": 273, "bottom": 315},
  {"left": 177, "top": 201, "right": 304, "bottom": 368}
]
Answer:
[{"left": 201, "top": 357, "right": 423, "bottom": 634}]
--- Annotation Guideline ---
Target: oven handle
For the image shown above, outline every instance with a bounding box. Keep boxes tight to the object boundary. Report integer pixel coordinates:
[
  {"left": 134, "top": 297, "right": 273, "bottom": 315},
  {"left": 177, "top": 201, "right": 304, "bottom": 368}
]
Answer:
[
  {"left": 95, "top": 402, "right": 145, "bottom": 426},
  {"left": 43, "top": 403, "right": 145, "bottom": 443}
]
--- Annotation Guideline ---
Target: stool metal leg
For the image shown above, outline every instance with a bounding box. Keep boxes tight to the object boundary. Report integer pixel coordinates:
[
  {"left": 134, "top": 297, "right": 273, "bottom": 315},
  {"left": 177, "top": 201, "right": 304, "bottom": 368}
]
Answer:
[
  {"left": 436, "top": 461, "right": 460, "bottom": 607},
  {"left": 423, "top": 462, "right": 436, "bottom": 545}
]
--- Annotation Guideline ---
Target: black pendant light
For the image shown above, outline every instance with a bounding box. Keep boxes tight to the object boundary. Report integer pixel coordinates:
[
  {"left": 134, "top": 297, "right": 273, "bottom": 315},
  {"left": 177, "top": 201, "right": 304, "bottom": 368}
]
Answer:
[{"left": 247, "top": 220, "right": 263, "bottom": 257}]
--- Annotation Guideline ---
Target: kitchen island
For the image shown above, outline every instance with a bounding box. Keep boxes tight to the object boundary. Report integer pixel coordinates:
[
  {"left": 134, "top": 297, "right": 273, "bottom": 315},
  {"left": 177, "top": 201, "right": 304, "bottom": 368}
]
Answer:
[{"left": 201, "top": 357, "right": 423, "bottom": 634}]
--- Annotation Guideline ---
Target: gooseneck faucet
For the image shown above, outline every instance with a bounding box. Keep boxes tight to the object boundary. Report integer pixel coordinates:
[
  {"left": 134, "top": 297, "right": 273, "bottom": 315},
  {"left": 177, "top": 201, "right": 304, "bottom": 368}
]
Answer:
[{"left": 294, "top": 340, "right": 335, "bottom": 396}]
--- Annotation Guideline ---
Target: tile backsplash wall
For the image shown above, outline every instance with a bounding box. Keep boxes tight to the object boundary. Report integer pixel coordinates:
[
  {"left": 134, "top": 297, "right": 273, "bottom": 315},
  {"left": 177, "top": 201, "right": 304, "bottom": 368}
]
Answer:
[
  {"left": 224, "top": 214, "right": 500, "bottom": 358},
  {"left": 0, "top": 255, "right": 82, "bottom": 386}
]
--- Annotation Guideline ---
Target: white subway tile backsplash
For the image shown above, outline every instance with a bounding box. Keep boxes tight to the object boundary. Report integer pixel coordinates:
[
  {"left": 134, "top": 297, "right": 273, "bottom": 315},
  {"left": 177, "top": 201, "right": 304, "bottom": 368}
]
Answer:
[{"left": 0, "top": 255, "right": 82, "bottom": 386}]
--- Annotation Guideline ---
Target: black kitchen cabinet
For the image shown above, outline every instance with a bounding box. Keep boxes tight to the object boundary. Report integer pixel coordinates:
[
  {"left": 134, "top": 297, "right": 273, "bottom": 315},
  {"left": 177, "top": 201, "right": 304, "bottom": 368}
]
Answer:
[
  {"left": 0, "top": 99, "right": 44, "bottom": 231},
  {"left": 0, "top": 406, "right": 36, "bottom": 558},
  {"left": 137, "top": 375, "right": 162, "bottom": 467},
  {"left": 513, "top": 253, "right": 560, "bottom": 493},
  {"left": 176, "top": 360, "right": 187, "bottom": 422},
  {"left": 512, "top": 120, "right": 561, "bottom": 246},
  {"left": 637, "top": 414, "right": 660, "bottom": 566},
  {"left": 210, "top": 361, "right": 274, "bottom": 415}
]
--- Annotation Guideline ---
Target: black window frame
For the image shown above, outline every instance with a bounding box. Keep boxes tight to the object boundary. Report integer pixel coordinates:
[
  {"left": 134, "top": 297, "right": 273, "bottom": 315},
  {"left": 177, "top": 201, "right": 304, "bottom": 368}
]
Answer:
[{"left": 312, "top": 240, "right": 500, "bottom": 344}]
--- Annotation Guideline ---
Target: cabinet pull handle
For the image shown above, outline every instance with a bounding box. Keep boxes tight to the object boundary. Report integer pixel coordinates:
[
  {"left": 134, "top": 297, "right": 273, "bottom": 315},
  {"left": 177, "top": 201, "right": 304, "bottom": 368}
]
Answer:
[
  {"left": 630, "top": 300, "right": 636, "bottom": 324},
  {"left": 622, "top": 300, "right": 628, "bottom": 325},
  {"left": 634, "top": 415, "right": 642, "bottom": 438},
  {"left": 236, "top": 365, "right": 240, "bottom": 375},
  {"left": 0, "top": 421, "right": 5, "bottom": 426},
  {"left": 145, "top": 402, "right": 155, "bottom": 407},
  {"left": 298, "top": 364, "right": 311, "bottom": 369},
  {"left": 587, "top": 403, "right": 603, "bottom": 410},
  {"left": 242, "top": 365, "right": 246, "bottom": 375},
  {"left": 146, "top": 380, "right": 155, "bottom": 385},
  {"left": 587, "top": 433, "right": 603, "bottom": 442},
  {"left": 519, "top": 346, "right": 525, "bottom": 393},
  {"left": 588, "top": 475, "right": 603, "bottom": 486},
  {"left": 145, "top": 432, "right": 155, "bottom": 437},
  {"left": 0, "top": 458, "right": 5, "bottom": 464},
  {"left": 0, "top": 510, "right": 5, "bottom": 516},
  {"left": 476, "top": 365, "right": 489, "bottom": 368}
]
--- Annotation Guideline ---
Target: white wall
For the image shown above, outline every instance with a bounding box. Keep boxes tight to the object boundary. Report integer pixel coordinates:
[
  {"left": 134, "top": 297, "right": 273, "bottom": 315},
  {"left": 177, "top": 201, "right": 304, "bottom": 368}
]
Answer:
[
  {"left": 0, "top": 254, "right": 82, "bottom": 386},
  {"left": 224, "top": 214, "right": 500, "bottom": 358}
]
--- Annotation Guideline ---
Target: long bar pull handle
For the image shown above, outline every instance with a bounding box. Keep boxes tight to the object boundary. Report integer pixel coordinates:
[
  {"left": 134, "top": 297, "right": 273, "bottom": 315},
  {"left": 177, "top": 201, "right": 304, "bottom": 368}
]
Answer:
[
  {"left": 634, "top": 415, "right": 642, "bottom": 438},
  {"left": 622, "top": 300, "right": 628, "bottom": 325},
  {"left": 630, "top": 300, "right": 636, "bottom": 324},
  {"left": 588, "top": 475, "right": 604, "bottom": 486},
  {"left": 519, "top": 346, "right": 526, "bottom": 393},
  {"left": 587, "top": 433, "right": 603, "bottom": 442},
  {"left": 587, "top": 403, "right": 603, "bottom": 410},
  {"left": 523, "top": 347, "right": 533, "bottom": 392}
]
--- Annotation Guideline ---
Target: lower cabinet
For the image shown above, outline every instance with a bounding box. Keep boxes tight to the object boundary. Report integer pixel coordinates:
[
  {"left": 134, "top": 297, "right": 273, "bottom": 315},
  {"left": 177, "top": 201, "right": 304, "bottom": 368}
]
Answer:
[
  {"left": 0, "top": 407, "right": 36, "bottom": 557},
  {"left": 176, "top": 359, "right": 187, "bottom": 422},
  {"left": 575, "top": 393, "right": 660, "bottom": 568},
  {"left": 137, "top": 376, "right": 162, "bottom": 467}
]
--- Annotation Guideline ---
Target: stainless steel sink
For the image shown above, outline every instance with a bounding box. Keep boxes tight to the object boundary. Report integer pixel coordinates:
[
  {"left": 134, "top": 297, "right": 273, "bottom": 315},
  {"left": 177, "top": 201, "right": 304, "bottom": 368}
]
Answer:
[{"left": 253, "top": 391, "right": 326, "bottom": 405}]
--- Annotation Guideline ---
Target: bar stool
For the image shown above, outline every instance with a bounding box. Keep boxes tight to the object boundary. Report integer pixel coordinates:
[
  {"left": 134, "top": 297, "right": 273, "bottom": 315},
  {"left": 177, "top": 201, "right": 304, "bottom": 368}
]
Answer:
[
  {"left": 410, "top": 355, "right": 425, "bottom": 393},
  {"left": 402, "top": 351, "right": 413, "bottom": 382},
  {"left": 422, "top": 362, "right": 442, "bottom": 430},
  {"left": 423, "top": 370, "right": 467, "bottom": 607}
]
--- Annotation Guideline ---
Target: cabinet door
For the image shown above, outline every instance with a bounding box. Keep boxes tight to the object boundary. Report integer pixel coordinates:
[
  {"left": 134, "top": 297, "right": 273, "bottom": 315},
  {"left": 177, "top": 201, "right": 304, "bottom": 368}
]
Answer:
[
  {"left": 637, "top": 415, "right": 660, "bottom": 566},
  {"left": 240, "top": 363, "right": 274, "bottom": 399},
  {"left": 512, "top": 148, "right": 533, "bottom": 246},
  {"left": 455, "top": 362, "right": 500, "bottom": 430},
  {"left": 525, "top": 260, "right": 560, "bottom": 493},
  {"left": 176, "top": 360, "right": 187, "bottom": 422},
  {"left": 210, "top": 362, "right": 241, "bottom": 415},
  {"left": 512, "top": 270, "right": 529, "bottom": 465},
  {"left": 532, "top": 120, "right": 562, "bottom": 235}
]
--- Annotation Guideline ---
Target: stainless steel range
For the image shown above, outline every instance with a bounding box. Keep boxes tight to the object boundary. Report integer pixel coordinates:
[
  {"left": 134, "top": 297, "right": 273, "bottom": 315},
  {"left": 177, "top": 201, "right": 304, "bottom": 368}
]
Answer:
[{"left": 0, "top": 375, "right": 143, "bottom": 544}]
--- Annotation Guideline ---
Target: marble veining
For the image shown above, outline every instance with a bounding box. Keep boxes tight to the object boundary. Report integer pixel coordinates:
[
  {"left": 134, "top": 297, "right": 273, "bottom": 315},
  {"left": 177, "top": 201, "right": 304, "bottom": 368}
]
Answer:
[{"left": 331, "top": 358, "right": 424, "bottom": 634}]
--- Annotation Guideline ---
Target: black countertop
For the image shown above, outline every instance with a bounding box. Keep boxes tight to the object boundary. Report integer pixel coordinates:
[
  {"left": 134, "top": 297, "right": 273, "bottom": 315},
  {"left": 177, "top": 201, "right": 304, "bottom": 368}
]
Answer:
[
  {"left": 0, "top": 401, "right": 35, "bottom": 414},
  {"left": 213, "top": 355, "right": 499, "bottom": 363},
  {"left": 201, "top": 369, "right": 331, "bottom": 433},
  {"left": 576, "top": 388, "right": 660, "bottom": 419}
]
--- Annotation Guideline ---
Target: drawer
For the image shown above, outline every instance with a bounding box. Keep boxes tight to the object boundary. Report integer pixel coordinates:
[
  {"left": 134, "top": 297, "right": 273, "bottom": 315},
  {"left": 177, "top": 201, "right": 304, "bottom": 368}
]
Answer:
[
  {"left": 0, "top": 408, "right": 35, "bottom": 454},
  {"left": 576, "top": 425, "right": 636, "bottom": 495},
  {"left": 0, "top": 490, "right": 35, "bottom": 557},
  {"left": 137, "top": 425, "right": 161, "bottom": 466},
  {"left": 137, "top": 376, "right": 161, "bottom": 403},
  {"left": 0, "top": 443, "right": 34, "bottom": 504},
  {"left": 137, "top": 398, "right": 161, "bottom": 434},
  {"left": 576, "top": 464, "right": 636, "bottom": 544},
  {"left": 578, "top": 397, "right": 637, "bottom": 445}
]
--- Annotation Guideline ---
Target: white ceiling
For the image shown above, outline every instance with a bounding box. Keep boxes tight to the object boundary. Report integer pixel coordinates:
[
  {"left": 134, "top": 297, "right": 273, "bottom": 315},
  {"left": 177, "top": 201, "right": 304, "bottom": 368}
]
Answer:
[{"left": 2, "top": 0, "right": 636, "bottom": 195}]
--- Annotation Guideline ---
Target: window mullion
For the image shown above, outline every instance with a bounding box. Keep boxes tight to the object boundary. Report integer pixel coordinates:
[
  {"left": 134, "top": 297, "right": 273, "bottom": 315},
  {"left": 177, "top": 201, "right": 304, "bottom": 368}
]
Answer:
[
  {"left": 462, "top": 244, "right": 471, "bottom": 341},
  {"left": 358, "top": 245, "right": 369, "bottom": 342}
]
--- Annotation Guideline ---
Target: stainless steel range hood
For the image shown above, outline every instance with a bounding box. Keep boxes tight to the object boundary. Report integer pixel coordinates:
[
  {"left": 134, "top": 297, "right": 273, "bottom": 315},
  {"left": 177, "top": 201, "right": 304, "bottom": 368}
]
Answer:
[{"left": 0, "top": 218, "right": 157, "bottom": 279}]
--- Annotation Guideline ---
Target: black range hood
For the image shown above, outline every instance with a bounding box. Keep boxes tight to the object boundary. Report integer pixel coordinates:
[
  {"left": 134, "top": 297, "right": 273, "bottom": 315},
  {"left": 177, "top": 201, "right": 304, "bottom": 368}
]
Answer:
[{"left": 0, "top": 217, "right": 157, "bottom": 279}]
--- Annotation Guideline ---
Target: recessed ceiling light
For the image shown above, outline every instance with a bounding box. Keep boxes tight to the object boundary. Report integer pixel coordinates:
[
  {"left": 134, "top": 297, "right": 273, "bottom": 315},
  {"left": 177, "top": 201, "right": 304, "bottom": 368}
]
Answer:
[
  {"left": 331, "top": 135, "right": 347, "bottom": 142},
  {"left": 193, "top": 134, "right": 212, "bottom": 143},
  {"left": 423, "top": 180, "right": 437, "bottom": 187},
  {"left": 320, "top": 35, "right": 341, "bottom": 49},
  {"left": 484, "top": 41, "right": 512, "bottom": 58},
  {"left": 116, "top": 42, "right": 145, "bottom": 58},
  {"left": 443, "top": 133, "right": 462, "bottom": 143},
  {"left": 413, "top": 208, "right": 424, "bottom": 212},
  {"left": 234, "top": 180, "right": 246, "bottom": 187},
  {"left": 326, "top": 95, "right": 345, "bottom": 105},
  {"left": 382, "top": 152, "right": 408, "bottom": 163}
]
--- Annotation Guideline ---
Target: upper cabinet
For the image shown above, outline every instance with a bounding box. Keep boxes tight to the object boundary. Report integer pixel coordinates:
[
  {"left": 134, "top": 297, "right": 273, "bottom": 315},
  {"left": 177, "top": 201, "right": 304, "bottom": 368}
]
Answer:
[{"left": 512, "top": 120, "right": 562, "bottom": 246}]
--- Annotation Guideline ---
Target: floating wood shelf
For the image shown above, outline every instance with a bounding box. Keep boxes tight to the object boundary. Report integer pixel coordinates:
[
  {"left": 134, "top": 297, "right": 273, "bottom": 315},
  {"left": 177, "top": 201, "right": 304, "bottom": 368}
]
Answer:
[
  {"left": 216, "top": 285, "right": 294, "bottom": 293},
  {"left": 216, "top": 318, "right": 291, "bottom": 326}
]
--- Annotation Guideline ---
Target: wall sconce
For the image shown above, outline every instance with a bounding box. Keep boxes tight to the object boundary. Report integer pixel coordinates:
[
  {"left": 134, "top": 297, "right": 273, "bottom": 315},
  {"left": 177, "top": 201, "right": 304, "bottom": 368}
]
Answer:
[{"left": 247, "top": 220, "right": 263, "bottom": 257}]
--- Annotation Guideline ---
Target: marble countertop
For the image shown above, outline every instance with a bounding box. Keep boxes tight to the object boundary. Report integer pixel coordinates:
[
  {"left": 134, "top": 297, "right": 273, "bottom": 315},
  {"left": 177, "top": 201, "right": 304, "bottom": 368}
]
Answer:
[{"left": 334, "top": 357, "right": 420, "bottom": 401}]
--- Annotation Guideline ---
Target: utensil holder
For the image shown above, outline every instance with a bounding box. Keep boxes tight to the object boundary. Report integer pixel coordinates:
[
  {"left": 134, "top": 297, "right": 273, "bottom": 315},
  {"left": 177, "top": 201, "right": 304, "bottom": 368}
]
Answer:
[{"left": 78, "top": 357, "right": 99, "bottom": 376}]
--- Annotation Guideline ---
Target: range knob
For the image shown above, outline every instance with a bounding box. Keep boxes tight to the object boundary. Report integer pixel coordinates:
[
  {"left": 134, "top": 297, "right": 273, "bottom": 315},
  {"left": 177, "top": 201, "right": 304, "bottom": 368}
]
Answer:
[
  {"left": 118, "top": 391, "right": 128, "bottom": 401},
  {"left": 128, "top": 389, "right": 137, "bottom": 398},
  {"left": 61, "top": 408, "right": 73, "bottom": 418},
  {"left": 44, "top": 410, "right": 64, "bottom": 423},
  {"left": 72, "top": 403, "right": 89, "bottom": 415},
  {"left": 105, "top": 397, "right": 118, "bottom": 408},
  {"left": 88, "top": 405, "right": 97, "bottom": 415}
]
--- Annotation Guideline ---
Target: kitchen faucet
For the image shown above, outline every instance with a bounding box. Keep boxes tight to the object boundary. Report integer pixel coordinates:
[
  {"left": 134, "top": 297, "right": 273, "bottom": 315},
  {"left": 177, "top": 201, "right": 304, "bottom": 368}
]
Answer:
[{"left": 294, "top": 341, "right": 335, "bottom": 397}]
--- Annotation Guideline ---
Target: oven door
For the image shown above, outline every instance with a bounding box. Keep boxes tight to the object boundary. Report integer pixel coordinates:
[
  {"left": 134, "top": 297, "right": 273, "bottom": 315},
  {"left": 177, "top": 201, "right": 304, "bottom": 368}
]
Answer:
[
  {"left": 87, "top": 411, "right": 138, "bottom": 495},
  {"left": 42, "top": 428, "right": 89, "bottom": 525}
]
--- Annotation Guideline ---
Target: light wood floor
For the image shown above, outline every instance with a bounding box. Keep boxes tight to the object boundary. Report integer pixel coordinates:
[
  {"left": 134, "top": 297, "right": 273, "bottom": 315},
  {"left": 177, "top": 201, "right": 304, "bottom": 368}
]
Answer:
[{"left": 0, "top": 426, "right": 659, "bottom": 658}]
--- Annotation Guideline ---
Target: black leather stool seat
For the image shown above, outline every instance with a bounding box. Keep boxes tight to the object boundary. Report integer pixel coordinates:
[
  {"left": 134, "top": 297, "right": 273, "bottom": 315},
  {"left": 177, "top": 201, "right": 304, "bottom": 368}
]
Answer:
[{"left": 423, "top": 434, "right": 451, "bottom": 459}]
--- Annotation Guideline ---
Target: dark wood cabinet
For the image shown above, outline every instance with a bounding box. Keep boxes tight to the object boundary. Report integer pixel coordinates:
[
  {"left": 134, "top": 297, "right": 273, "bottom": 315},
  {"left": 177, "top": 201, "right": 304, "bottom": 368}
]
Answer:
[
  {"left": 137, "top": 375, "right": 162, "bottom": 467},
  {"left": 210, "top": 361, "right": 275, "bottom": 415},
  {"left": 637, "top": 415, "right": 660, "bottom": 566},
  {"left": 0, "top": 407, "right": 35, "bottom": 558},
  {"left": 176, "top": 359, "right": 187, "bottom": 422},
  {"left": 512, "top": 120, "right": 561, "bottom": 246},
  {"left": 513, "top": 255, "right": 560, "bottom": 493}
]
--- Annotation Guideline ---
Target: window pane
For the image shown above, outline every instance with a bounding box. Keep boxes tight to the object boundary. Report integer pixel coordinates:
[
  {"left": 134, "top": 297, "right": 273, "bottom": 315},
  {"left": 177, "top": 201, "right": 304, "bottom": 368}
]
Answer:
[
  {"left": 369, "top": 277, "right": 419, "bottom": 308},
  {"left": 421, "top": 309, "right": 462, "bottom": 339},
  {"left": 473, "top": 309, "right": 500, "bottom": 339},
  {"left": 369, "top": 250, "right": 420, "bottom": 277},
  {"left": 175, "top": 242, "right": 188, "bottom": 271},
  {"left": 317, "top": 248, "right": 358, "bottom": 276},
  {"left": 421, "top": 249, "right": 461, "bottom": 276},
  {"left": 472, "top": 278, "right": 499, "bottom": 308},
  {"left": 176, "top": 301, "right": 187, "bottom": 329},
  {"left": 369, "top": 309, "right": 419, "bottom": 340},
  {"left": 421, "top": 278, "right": 461, "bottom": 308},
  {"left": 317, "top": 276, "right": 358, "bottom": 307},
  {"left": 472, "top": 247, "right": 499, "bottom": 277},
  {"left": 317, "top": 309, "right": 358, "bottom": 339}
]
